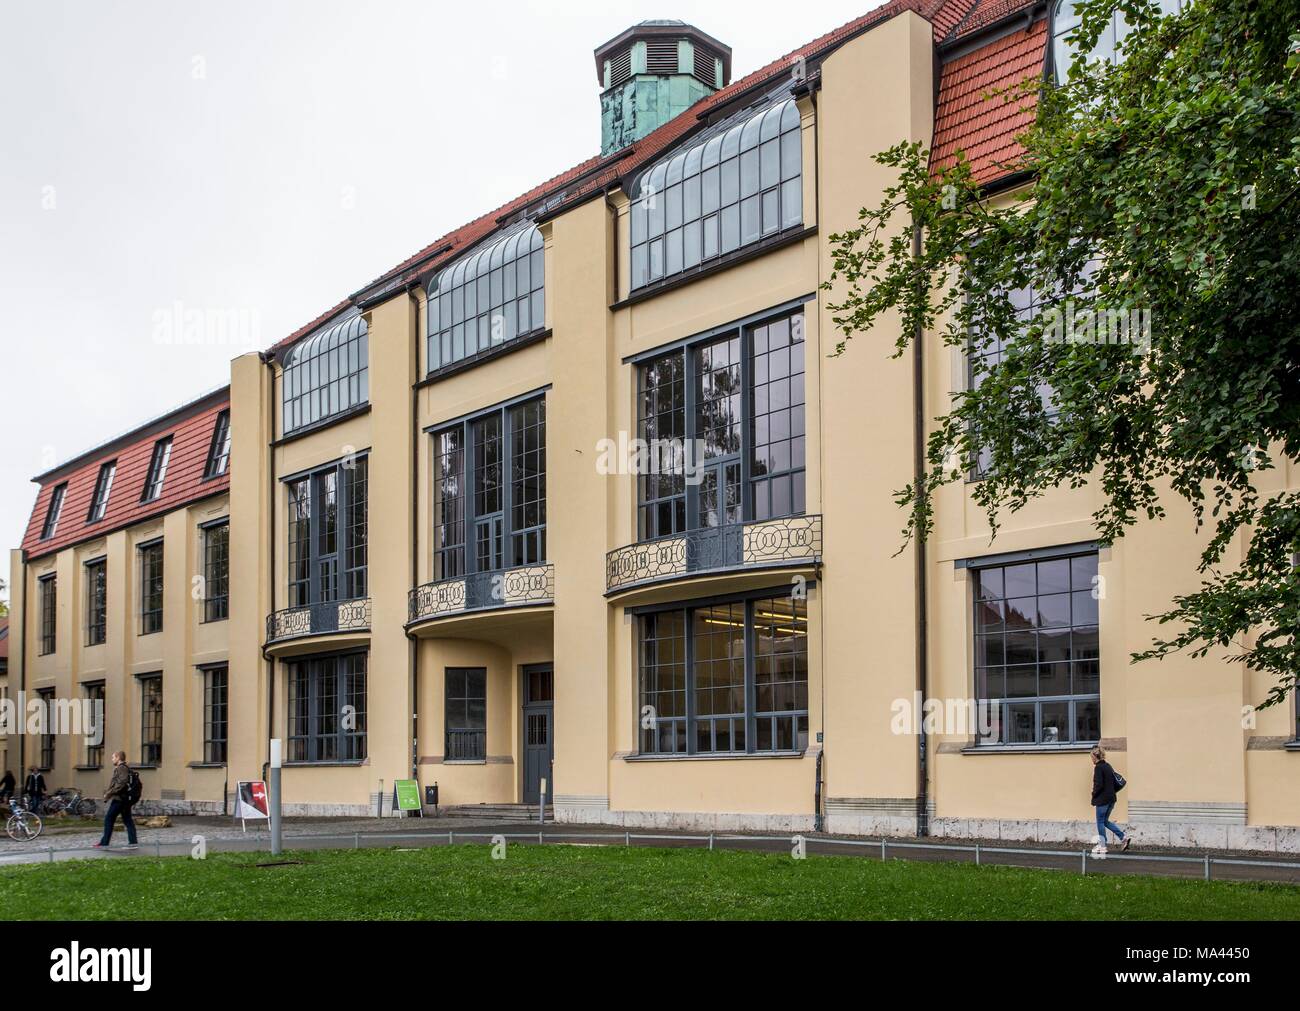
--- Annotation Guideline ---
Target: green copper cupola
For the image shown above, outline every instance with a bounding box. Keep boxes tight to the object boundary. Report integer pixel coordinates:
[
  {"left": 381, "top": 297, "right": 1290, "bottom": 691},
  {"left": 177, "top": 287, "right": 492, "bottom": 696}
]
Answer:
[{"left": 595, "top": 20, "right": 732, "bottom": 156}]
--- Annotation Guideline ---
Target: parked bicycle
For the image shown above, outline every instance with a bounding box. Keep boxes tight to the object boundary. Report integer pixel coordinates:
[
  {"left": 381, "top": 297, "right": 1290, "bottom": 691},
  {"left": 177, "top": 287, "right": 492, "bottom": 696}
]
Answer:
[
  {"left": 5, "top": 799, "right": 43, "bottom": 841},
  {"left": 41, "top": 788, "right": 97, "bottom": 817}
]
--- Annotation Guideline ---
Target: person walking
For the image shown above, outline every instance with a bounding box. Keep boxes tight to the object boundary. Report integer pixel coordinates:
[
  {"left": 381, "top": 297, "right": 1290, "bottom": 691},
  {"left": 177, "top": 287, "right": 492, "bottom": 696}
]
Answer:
[
  {"left": 23, "top": 767, "right": 46, "bottom": 814},
  {"left": 0, "top": 769, "right": 14, "bottom": 805},
  {"left": 1090, "top": 745, "right": 1130, "bottom": 857},
  {"left": 94, "top": 752, "right": 139, "bottom": 850}
]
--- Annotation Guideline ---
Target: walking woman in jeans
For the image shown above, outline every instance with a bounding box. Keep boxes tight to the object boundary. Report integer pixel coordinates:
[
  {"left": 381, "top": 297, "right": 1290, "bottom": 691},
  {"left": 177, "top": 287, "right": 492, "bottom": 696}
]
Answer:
[{"left": 1090, "top": 745, "right": 1130, "bottom": 856}]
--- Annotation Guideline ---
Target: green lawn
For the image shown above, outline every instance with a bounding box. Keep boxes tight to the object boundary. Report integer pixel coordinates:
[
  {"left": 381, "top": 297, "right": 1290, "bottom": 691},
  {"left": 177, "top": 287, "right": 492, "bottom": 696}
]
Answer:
[{"left": 3, "top": 844, "right": 1297, "bottom": 920}]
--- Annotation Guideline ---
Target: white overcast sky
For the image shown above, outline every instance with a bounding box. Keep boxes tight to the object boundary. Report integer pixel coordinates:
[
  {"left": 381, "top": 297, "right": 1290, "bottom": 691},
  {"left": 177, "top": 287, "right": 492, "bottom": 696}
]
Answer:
[{"left": 0, "top": 0, "right": 882, "bottom": 597}]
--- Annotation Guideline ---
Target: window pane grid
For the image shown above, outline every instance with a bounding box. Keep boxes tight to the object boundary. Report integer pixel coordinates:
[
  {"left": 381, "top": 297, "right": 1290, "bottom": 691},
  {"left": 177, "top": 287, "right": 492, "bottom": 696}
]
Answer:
[
  {"left": 510, "top": 399, "right": 547, "bottom": 567},
  {"left": 445, "top": 667, "right": 487, "bottom": 761},
  {"left": 428, "top": 225, "right": 545, "bottom": 374},
  {"left": 140, "top": 675, "right": 163, "bottom": 765},
  {"left": 639, "top": 596, "right": 809, "bottom": 756},
  {"left": 84, "top": 683, "right": 105, "bottom": 768},
  {"left": 38, "top": 575, "right": 57, "bottom": 655},
  {"left": 287, "top": 654, "right": 366, "bottom": 763},
  {"left": 974, "top": 553, "right": 1100, "bottom": 746},
  {"left": 204, "top": 523, "right": 230, "bottom": 622},
  {"left": 139, "top": 542, "right": 164, "bottom": 635},
  {"left": 282, "top": 316, "right": 369, "bottom": 435},
  {"left": 630, "top": 98, "right": 801, "bottom": 290},
  {"left": 204, "top": 668, "right": 228, "bottom": 765},
  {"left": 434, "top": 429, "right": 466, "bottom": 579},
  {"left": 41, "top": 484, "right": 67, "bottom": 540},
  {"left": 637, "top": 352, "right": 687, "bottom": 539},
  {"left": 85, "top": 559, "right": 107, "bottom": 646}
]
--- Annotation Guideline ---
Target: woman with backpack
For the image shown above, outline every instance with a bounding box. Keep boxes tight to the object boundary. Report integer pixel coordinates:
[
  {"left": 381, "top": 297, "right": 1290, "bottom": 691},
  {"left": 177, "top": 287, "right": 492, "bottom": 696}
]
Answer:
[
  {"left": 1090, "top": 745, "right": 1130, "bottom": 856},
  {"left": 94, "top": 751, "right": 139, "bottom": 849}
]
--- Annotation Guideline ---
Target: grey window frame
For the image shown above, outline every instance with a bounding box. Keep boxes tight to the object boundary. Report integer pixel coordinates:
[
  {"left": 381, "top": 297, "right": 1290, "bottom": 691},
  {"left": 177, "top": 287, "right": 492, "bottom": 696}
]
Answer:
[
  {"left": 141, "top": 437, "right": 173, "bottom": 503},
  {"left": 204, "top": 409, "right": 232, "bottom": 478},
  {"left": 286, "top": 651, "right": 367, "bottom": 764},
  {"left": 36, "top": 687, "right": 56, "bottom": 770},
  {"left": 138, "top": 539, "right": 164, "bottom": 636},
  {"left": 431, "top": 395, "right": 547, "bottom": 579},
  {"left": 1050, "top": 0, "right": 1184, "bottom": 85},
  {"left": 40, "top": 483, "right": 67, "bottom": 541},
  {"left": 285, "top": 457, "right": 368, "bottom": 608},
  {"left": 203, "top": 520, "right": 229, "bottom": 622},
  {"left": 139, "top": 673, "right": 163, "bottom": 766},
  {"left": 202, "top": 666, "right": 228, "bottom": 765},
  {"left": 427, "top": 224, "right": 546, "bottom": 375},
  {"left": 38, "top": 574, "right": 57, "bottom": 656},
  {"left": 445, "top": 667, "right": 487, "bottom": 762},
  {"left": 282, "top": 316, "right": 369, "bottom": 436},
  {"left": 637, "top": 587, "right": 809, "bottom": 757},
  {"left": 87, "top": 461, "right": 116, "bottom": 523},
  {"left": 83, "top": 681, "right": 105, "bottom": 768},
  {"left": 629, "top": 97, "right": 802, "bottom": 291},
  {"left": 968, "top": 546, "right": 1101, "bottom": 748},
  {"left": 84, "top": 557, "right": 107, "bottom": 647},
  {"left": 636, "top": 306, "right": 806, "bottom": 539}
]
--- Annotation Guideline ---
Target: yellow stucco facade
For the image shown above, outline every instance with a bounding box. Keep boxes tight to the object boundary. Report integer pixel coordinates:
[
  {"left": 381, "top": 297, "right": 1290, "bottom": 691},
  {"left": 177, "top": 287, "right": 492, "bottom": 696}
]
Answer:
[{"left": 6, "top": 10, "right": 1296, "bottom": 850}]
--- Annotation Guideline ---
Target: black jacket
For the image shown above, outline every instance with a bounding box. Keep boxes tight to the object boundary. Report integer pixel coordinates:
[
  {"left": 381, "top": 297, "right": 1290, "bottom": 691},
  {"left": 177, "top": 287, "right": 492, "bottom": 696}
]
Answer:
[
  {"left": 1091, "top": 760, "right": 1118, "bottom": 807},
  {"left": 0, "top": 772, "right": 14, "bottom": 793},
  {"left": 24, "top": 773, "right": 45, "bottom": 797}
]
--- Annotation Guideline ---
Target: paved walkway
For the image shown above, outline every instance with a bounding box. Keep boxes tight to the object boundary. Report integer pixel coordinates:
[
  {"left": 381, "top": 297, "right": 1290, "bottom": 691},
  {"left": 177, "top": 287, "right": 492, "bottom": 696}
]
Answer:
[{"left": 3, "top": 814, "right": 1300, "bottom": 885}]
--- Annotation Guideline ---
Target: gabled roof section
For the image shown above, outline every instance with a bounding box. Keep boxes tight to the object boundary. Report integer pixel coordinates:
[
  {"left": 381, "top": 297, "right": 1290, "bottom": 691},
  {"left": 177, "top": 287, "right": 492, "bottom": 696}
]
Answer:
[
  {"left": 21, "top": 390, "right": 231, "bottom": 561},
  {"left": 931, "top": 0, "right": 1047, "bottom": 185},
  {"left": 267, "top": 0, "right": 1046, "bottom": 356}
]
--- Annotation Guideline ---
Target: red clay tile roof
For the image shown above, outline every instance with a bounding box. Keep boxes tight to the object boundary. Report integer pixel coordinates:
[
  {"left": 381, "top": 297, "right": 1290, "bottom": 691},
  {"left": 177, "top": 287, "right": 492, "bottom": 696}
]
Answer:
[
  {"left": 931, "top": 6, "right": 1047, "bottom": 185},
  {"left": 270, "top": 0, "right": 1049, "bottom": 357},
  {"left": 22, "top": 393, "right": 231, "bottom": 561}
]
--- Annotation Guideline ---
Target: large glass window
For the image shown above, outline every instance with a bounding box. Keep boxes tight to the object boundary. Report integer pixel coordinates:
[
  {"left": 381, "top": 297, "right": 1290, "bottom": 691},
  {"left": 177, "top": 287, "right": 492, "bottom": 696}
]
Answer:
[
  {"left": 38, "top": 574, "right": 56, "bottom": 656},
  {"left": 972, "top": 551, "right": 1100, "bottom": 747},
  {"left": 286, "top": 458, "right": 368, "bottom": 608},
  {"left": 445, "top": 667, "right": 487, "bottom": 761},
  {"left": 287, "top": 653, "right": 367, "bottom": 763},
  {"left": 630, "top": 97, "right": 802, "bottom": 290},
  {"left": 83, "top": 682, "right": 105, "bottom": 769},
  {"left": 85, "top": 558, "right": 107, "bottom": 646},
  {"left": 639, "top": 592, "right": 808, "bottom": 756},
  {"left": 141, "top": 437, "right": 173, "bottom": 503},
  {"left": 203, "top": 667, "right": 228, "bottom": 765},
  {"left": 427, "top": 224, "right": 546, "bottom": 374},
  {"left": 204, "top": 522, "right": 229, "bottom": 622},
  {"left": 637, "top": 308, "right": 806, "bottom": 540},
  {"left": 37, "top": 687, "right": 55, "bottom": 769},
  {"left": 205, "top": 409, "right": 232, "bottom": 478},
  {"left": 140, "top": 674, "right": 163, "bottom": 765},
  {"left": 281, "top": 315, "right": 369, "bottom": 435},
  {"left": 139, "top": 540, "right": 164, "bottom": 635},
  {"left": 1052, "top": 0, "right": 1183, "bottom": 84},
  {"left": 433, "top": 396, "right": 546, "bottom": 578},
  {"left": 87, "top": 461, "right": 116, "bottom": 523},
  {"left": 40, "top": 483, "right": 66, "bottom": 540}
]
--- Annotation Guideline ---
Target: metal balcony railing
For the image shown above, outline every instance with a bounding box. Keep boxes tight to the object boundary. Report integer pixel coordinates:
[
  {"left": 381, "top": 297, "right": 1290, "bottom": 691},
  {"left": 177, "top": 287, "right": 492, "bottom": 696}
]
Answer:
[
  {"left": 605, "top": 514, "right": 823, "bottom": 594},
  {"left": 265, "top": 597, "right": 372, "bottom": 645},
  {"left": 408, "top": 563, "right": 555, "bottom": 626}
]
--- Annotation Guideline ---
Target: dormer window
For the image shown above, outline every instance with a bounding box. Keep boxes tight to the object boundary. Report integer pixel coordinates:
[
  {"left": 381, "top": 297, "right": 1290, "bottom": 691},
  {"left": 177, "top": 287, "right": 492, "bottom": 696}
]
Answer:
[
  {"left": 426, "top": 224, "right": 545, "bottom": 375},
  {"left": 282, "top": 315, "right": 369, "bottom": 435},
  {"left": 141, "top": 437, "right": 173, "bottom": 503},
  {"left": 87, "top": 461, "right": 116, "bottom": 523},
  {"left": 629, "top": 97, "right": 802, "bottom": 291}
]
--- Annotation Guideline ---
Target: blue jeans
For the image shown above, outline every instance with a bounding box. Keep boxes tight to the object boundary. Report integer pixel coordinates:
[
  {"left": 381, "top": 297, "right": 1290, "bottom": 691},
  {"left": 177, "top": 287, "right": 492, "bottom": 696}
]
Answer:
[
  {"left": 1095, "top": 802, "right": 1124, "bottom": 845},
  {"left": 100, "top": 799, "right": 137, "bottom": 846}
]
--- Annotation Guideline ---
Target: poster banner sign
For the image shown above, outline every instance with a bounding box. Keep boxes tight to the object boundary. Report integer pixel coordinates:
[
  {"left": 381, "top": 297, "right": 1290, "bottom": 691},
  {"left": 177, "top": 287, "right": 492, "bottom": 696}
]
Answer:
[
  {"left": 234, "top": 781, "right": 270, "bottom": 821},
  {"left": 393, "top": 780, "right": 423, "bottom": 815}
]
